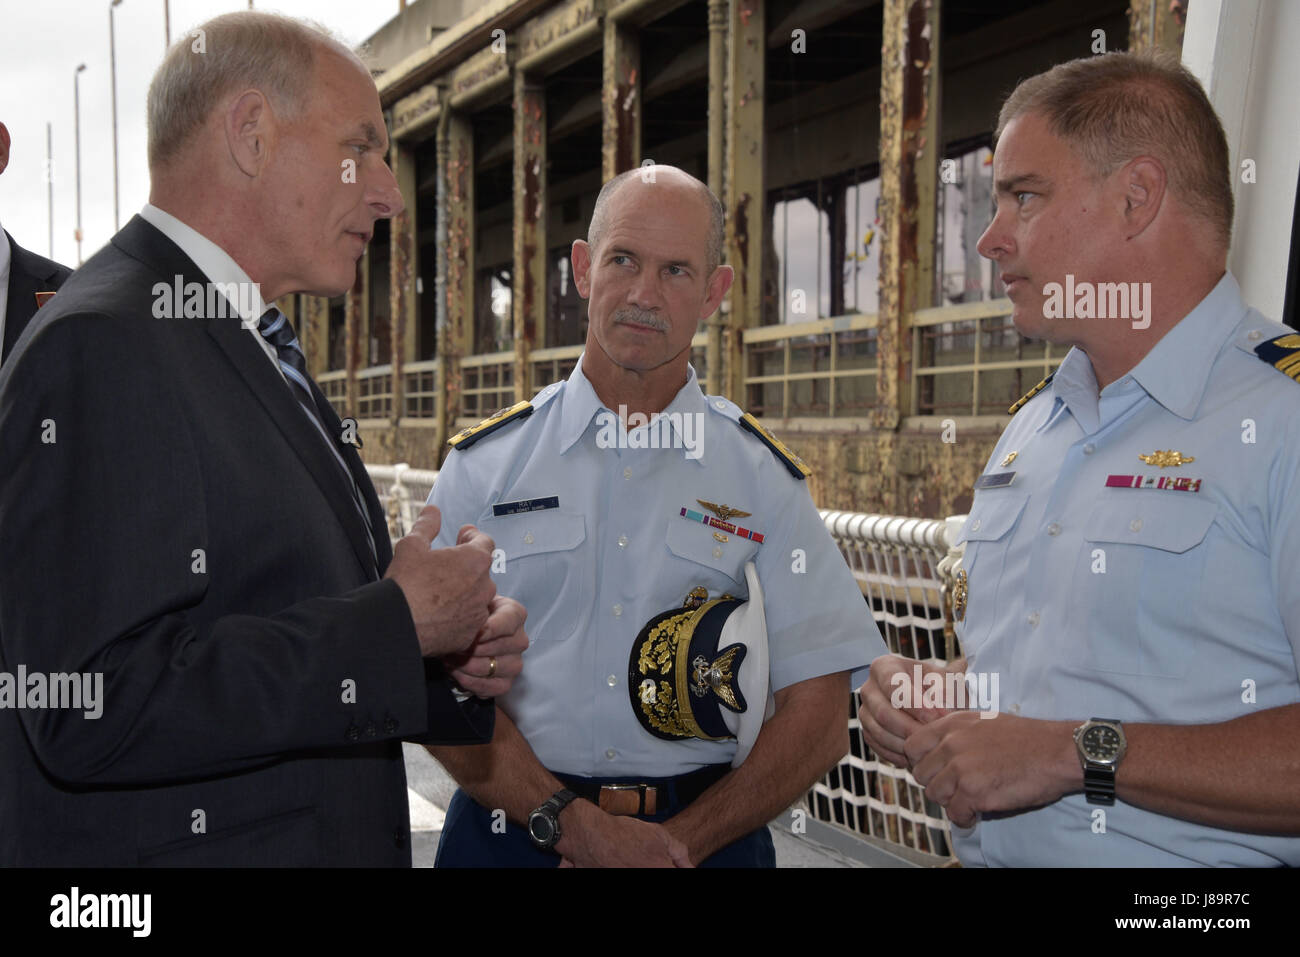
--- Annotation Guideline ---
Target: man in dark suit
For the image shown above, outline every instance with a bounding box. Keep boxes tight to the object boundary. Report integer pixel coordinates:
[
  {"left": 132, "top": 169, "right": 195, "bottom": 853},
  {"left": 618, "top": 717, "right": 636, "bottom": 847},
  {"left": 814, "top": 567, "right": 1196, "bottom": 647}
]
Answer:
[
  {"left": 0, "top": 121, "right": 73, "bottom": 365},
  {"left": 0, "top": 11, "right": 525, "bottom": 866}
]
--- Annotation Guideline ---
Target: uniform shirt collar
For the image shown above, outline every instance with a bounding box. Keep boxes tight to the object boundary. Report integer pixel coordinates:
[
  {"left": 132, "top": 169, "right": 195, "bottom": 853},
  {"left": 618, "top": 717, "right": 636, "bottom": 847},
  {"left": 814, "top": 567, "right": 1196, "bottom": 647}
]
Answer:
[
  {"left": 1123, "top": 271, "right": 1244, "bottom": 421},
  {"left": 1048, "top": 271, "right": 1245, "bottom": 430},
  {"left": 558, "top": 354, "right": 708, "bottom": 464}
]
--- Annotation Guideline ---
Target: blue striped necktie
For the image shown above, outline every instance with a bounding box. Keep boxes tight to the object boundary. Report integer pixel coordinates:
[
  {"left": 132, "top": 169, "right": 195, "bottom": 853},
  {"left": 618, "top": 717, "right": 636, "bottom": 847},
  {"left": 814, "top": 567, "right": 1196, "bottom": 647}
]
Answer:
[{"left": 257, "top": 307, "right": 378, "bottom": 576}]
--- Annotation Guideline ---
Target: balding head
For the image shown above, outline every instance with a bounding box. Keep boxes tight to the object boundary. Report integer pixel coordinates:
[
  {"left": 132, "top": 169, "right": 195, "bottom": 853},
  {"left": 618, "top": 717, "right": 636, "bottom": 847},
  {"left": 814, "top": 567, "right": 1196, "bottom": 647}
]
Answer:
[{"left": 588, "top": 165, "right": 725, "bottom": 273}]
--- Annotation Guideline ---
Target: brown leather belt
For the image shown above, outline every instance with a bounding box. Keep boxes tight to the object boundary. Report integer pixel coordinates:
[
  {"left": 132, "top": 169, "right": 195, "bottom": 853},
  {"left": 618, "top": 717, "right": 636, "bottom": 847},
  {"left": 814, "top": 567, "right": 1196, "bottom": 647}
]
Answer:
[{"left": 553, "top": 763, "right": 730, "bottom": 817}]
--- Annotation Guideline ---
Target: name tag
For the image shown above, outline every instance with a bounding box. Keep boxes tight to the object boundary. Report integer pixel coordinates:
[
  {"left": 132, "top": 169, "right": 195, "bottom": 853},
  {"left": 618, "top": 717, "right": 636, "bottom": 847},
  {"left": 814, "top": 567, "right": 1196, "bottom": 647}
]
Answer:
[
  {"left": 493, "top": 496, "right": 560, "bottom": 516},
  {"left": 974, "top": 471, "right": 1016, "bottom": 490}
]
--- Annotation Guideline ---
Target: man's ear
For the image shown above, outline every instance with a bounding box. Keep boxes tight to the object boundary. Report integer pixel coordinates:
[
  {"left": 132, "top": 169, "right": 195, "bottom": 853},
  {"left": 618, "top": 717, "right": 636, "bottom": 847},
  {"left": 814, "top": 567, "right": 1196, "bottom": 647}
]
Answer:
[
  {"left": 0, "top": 121, "right": 11, "bottom": 177},
  {"left": 700, "top": 264, "right": 734, "bottom": 320},
  {"left": 1120, "top": 156, "right": 1166, "bottom": 239},
  {"left": 571, "top": 239, "right": 592, "bottom": 299},
  {"left": 224, "top": 90, "right": 273, "bottom": 178}
]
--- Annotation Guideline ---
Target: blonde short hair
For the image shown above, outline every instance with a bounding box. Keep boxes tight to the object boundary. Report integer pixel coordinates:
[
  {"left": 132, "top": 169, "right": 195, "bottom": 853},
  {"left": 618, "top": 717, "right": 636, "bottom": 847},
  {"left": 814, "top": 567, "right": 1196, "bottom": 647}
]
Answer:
[{"left": 996, "top": 51, "right": 1233, "bottom": 246}]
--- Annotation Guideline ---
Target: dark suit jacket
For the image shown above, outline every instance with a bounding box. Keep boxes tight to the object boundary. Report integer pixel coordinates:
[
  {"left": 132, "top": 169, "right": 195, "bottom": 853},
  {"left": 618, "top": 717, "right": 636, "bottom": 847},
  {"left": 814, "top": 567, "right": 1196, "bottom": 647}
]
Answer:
[
  {"left": 2, "top": 230, "right": 72, "bottom": 364},
  {"left": 0, "top": 216, "right": 492, "bottom": 866}
]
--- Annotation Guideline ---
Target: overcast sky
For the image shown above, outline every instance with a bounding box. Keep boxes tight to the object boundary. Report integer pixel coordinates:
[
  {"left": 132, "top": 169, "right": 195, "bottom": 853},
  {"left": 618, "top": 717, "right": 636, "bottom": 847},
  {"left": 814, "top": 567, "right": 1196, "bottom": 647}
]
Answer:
[{"left": 0, "top": 0, "right": 413, "bottom": 266}]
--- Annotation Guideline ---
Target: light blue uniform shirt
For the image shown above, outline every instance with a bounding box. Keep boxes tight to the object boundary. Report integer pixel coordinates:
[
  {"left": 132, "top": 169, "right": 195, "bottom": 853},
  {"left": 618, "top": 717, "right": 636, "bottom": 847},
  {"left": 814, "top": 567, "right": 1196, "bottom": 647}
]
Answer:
[
  {"left": 953, "top": 273, "right": 1300, "bottom": 866},
  {"left": 428, "top": 357, "right": 882, "bottom": 777}
]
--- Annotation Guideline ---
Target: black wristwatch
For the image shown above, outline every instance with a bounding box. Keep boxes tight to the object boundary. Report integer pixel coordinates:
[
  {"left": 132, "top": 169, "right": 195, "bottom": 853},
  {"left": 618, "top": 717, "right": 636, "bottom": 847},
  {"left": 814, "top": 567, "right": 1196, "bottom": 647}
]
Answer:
[
  {"left": 1073, "top": 717, "right": 1127, "bottom": 805},
  {"left": 527, "top": 788, "right": 578, "bottom": 850}
]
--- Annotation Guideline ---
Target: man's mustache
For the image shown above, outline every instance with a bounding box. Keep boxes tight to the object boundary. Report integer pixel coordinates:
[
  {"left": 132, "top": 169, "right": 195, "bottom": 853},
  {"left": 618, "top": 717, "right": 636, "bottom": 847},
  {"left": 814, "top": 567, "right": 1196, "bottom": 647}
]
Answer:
[{"left": 614, "top": 308, "right": 668, "bottom": 331}]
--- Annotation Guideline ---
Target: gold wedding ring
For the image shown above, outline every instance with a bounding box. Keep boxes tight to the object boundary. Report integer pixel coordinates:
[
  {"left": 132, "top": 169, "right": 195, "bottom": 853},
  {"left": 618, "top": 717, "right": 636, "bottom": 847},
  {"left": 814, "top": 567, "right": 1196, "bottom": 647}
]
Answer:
[{"left": 487, "top": 656, "right": 497, "bottom": 678}]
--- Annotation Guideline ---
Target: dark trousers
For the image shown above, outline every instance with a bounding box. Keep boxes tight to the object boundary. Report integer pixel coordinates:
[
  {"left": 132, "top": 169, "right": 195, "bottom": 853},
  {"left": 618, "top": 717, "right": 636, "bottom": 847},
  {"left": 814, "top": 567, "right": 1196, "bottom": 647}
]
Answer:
[{"left": 434, "top": 776, "right": 776, "bottom": 868}]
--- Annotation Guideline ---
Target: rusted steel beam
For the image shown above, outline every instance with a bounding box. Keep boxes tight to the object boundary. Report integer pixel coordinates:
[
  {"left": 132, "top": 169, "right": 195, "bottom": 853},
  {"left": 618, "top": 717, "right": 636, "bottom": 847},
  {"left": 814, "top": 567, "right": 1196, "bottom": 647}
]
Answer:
[
  {"left": 390, "top": 139, "right": 418, "bottom": 424},
  {"left": 377, "top": 0, "right": 551, "bottom": 103},
  {"left": 345, "top": 254, "right": 367, "bottom": 418},
  {"left": 517, "top": 0, "right": 600, "bottom": 73},
  {"left": 392, "top": 84, "right": 441, "bottom": 143},
  {"left": 433, "top": 103, "right": 451, "bottom": 457},
  {"left": 706, "top": 0, "right": 726, "bottom": 397},
  {"left": 607, "top": 0, "right": 694, "bottom": 27},
  {"left": 441, "top": 110, "right": 475, "bottom": 444},
  {"left": 602, "top": 16, "right": 641, "bottom": 180},
  {"left": 513, "top": 70, "right": 547, "bottom": 402},
  {"left": 447, "top": 43, "right": 513, "bottom": 111},
  {"left": 876, "top": 0, "right": 939, "bottom": 431},
  {"left": 723, "top": 0, "right": 764, "bottom": 405},
  {"left": 300, "top": 295, "right": 329, "bottom": 378}
]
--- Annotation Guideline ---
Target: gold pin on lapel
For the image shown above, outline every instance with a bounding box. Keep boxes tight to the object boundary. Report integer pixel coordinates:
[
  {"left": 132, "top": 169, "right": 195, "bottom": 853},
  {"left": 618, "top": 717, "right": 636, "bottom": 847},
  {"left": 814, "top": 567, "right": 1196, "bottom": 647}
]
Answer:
[
  {"left": 1000, "top": 451, "right": 1018, "bottom": 468},
  {"left": 1138, "top": 450, "right": 1195, "bottom": 468}
]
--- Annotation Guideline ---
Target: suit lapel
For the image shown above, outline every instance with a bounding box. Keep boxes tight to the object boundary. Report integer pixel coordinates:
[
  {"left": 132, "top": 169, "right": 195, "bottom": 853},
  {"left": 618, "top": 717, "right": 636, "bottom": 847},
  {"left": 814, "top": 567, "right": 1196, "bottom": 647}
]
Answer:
[
  {"left": 112, "top": 217, "right": 383, "bottom": 579},
  {"left": 309, "top": 381, "right": 393, "bottom": 570},
  {"left": 3, "top": 233, "right": 60, "bottom": 360}
]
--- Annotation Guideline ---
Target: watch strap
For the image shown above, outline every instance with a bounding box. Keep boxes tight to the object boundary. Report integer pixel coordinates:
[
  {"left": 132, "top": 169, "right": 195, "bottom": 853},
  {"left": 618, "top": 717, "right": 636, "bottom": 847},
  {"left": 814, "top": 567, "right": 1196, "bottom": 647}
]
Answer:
[
  {"left": 1076, "top": 717, "right": 1124, "bottom": 806},
  {"left": 545, "top": 788, "right": 578, "bottom": 815},
  {"left": 528, "top": 788, "right": 578, "bottom": 850}
]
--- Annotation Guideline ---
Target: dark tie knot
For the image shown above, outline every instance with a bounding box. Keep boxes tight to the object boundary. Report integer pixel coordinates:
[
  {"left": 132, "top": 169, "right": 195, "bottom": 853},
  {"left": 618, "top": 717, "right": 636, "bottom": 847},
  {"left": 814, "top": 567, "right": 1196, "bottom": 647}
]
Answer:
[{"left": 258, "top": 308, "right": 297, "bottom": 349}]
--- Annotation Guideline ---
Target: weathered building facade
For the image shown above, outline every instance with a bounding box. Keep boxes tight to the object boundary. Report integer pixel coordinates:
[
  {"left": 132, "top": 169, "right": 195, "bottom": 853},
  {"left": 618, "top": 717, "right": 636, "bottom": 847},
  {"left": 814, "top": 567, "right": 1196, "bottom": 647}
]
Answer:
[{"left": 282, "top": 0, "right": 1190, "bottom": 518}]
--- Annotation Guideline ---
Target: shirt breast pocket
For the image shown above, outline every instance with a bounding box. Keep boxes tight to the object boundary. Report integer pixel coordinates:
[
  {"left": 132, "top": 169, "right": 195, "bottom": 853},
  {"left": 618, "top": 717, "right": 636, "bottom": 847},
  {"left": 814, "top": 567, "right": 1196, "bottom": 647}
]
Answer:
[
  {"left": 1072, "top": 494, "right": 1218, "bottom": 678},
  {"left": 665, "top": 520, "right": 758, "bottom": 595},
  {"left": 955, "top": 491, "right": 1029, "bottom": 661},
  {"left": 479, "top": 509, "right": 588, "bottom": 643}
]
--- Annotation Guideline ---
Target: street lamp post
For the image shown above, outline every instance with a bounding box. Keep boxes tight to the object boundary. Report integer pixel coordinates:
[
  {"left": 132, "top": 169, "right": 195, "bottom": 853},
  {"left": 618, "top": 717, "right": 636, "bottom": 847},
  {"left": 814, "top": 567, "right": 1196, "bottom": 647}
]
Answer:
[
  {"left": 46, "top": 123, "right": 53, "bottom": 259},
  {"left": 110, "top": 0, "right": 124, "bottom": 232},
  {"left": 74, "top": 63, "right": 86, "bottom": 266}
]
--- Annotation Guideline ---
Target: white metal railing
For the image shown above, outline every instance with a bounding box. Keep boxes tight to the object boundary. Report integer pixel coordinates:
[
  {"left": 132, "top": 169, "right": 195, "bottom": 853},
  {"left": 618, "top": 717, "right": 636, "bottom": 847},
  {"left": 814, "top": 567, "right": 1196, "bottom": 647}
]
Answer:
[
  {"left": 363, "top": 462, "right": 967, "bottom": 865},
  {"left": 367, "top": 464, "right": 440, "bottom": 541},
  {"left": 815, "top": 510, "right": 967, "bottom": 863}
]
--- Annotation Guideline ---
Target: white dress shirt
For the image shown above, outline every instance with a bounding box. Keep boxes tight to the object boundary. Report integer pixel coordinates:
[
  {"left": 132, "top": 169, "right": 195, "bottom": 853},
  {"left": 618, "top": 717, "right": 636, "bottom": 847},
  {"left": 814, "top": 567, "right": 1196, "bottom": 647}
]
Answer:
[
  {"left": 0, "top": 217, "right": 12, "bottom": 353},
  {"left": 138, "top": 203, "right": 283, "bottom": 379}
]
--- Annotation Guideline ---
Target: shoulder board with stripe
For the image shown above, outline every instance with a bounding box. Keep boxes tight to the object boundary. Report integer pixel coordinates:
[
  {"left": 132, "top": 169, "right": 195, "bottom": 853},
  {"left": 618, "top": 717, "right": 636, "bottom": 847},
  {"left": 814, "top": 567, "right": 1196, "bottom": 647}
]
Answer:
[
  {"left": 1008, "top": 372, "right": 1056, "bottom": 416},
  {"left": 1253, "top": 333, "right": 1300, "bottom": 384},
  {"left": 738, "top": 412, "right": 812, "bottom": 480},
  {"left": 448, "top": 400, "right": 534, "bottom": 451}
]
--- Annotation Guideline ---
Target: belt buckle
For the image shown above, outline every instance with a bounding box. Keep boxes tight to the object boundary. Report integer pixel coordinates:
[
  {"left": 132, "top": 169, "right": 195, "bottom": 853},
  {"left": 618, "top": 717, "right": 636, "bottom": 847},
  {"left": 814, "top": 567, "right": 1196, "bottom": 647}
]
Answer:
[{"left": 598, "top": 783, "right": 658, "bottom": 816}]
